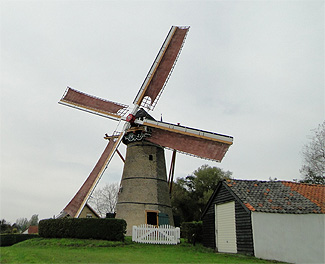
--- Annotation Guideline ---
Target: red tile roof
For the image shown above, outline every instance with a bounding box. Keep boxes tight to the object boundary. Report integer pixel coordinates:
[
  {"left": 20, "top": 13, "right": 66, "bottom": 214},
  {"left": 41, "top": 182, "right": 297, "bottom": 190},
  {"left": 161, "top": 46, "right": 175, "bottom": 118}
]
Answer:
[
  {"left": 225, "top": 179, "right": 325, "bottom": 214},
  {"left": 244, "top": 202, "right": 255, "bottom": 211},
  {"left": 282, "top": 181, "right": 325, "bottom": 213}
]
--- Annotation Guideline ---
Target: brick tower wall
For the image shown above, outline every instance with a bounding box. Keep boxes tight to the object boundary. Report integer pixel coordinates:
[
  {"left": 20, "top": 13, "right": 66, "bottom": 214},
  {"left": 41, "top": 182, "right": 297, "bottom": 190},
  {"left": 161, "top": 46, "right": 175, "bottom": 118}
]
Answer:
[{"left": 115, "top": 140, "right": 174, "bottom": 235}]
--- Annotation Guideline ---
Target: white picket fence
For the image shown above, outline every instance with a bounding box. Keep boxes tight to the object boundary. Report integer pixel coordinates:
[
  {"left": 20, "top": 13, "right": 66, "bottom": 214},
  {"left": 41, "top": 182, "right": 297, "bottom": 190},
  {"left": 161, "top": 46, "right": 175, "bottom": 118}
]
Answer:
[{"left": 132, "top": 224, "right": 180, "bottom": 245}]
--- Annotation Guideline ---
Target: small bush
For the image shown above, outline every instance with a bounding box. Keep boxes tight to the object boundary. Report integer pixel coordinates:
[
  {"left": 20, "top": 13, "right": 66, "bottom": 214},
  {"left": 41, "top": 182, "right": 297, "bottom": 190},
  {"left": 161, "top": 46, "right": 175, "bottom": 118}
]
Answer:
[
  {"left": 39, "top": 218, "right": 126, "bottom": 241},
  {"left": 181, "top": 221, "right": 203, "bottom": 244},
  {"left": 0, "top": 234, "right": 39, "bottom": 247}
]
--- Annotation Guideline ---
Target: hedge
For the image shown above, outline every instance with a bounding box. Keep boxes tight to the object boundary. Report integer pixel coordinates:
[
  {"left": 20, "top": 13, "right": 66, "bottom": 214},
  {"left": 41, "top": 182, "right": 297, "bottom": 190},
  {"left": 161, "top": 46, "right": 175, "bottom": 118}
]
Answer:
[
  {"left": 39, "top": 218, "right": 126, "bottom": 241},
  {"left": 0, "top": 234, "right": 39, "bottom": 247},
  {"left": 181, "top": 221, "right": 203, "bottom": 244}
]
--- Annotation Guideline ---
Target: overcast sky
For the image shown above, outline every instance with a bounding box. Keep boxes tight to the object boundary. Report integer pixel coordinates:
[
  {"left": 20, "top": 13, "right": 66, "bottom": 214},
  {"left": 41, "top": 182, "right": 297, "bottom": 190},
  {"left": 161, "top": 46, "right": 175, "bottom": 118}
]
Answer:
[{"left": 1, "top": 0, "right": 324, "bottom": 224}]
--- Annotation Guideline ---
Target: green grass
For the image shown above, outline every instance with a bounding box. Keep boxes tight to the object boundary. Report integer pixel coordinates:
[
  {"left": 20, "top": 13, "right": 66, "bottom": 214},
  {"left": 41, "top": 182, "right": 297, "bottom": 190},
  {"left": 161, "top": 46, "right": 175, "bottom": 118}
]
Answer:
[{"left": 0, "top": 237, "right": 284, "bottom": 263}]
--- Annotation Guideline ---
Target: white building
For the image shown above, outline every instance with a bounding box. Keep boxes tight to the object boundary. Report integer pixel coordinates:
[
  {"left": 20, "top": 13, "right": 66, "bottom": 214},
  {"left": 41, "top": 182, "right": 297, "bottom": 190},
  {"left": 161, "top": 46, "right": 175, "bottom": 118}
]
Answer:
[{"left": 202, "top": 179, "right": 325, "bottom": 264}]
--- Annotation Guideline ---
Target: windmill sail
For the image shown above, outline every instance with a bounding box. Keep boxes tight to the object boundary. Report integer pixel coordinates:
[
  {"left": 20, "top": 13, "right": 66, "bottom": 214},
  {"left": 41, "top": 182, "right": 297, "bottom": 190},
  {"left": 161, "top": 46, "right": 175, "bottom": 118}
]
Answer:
[
  {"left": 63, "top": 132, "right": 124, "bottom": 217},
  {"left": 57, "top": 26, "right": 233, "bottom": 232},
  {"left": 59, "top": 87, "right": 129, "bottom": 120},
  {"left": 133, "top": 26, "right": 190, "bottom": 110},
  {"left": 139, "top": 119, "right": 233, "bottom": 162}
]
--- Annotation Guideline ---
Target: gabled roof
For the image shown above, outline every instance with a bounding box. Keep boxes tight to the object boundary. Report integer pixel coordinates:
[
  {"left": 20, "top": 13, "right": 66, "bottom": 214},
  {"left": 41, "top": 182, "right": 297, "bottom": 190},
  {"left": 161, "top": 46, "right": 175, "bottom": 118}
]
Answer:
[
  {"left": 203, "top": 179, "right": 325, "bottom": 216},
  {"left": 84, "top": 203, "right": 101, "bottom": 218},
  {"left": 57, "top": 203, "right": 100, "bottom": 219}
]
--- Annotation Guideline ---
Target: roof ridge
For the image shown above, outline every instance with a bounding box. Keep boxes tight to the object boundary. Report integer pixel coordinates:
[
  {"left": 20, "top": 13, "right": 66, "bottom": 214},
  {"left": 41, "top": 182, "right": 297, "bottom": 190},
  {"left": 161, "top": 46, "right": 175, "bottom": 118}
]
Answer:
[
  {"left": 229, "top": 179, "right": 324, "bottom": 187},
  {"left": 281, "top": 180, "right": 325, "bottom": 187},
  {"left": 228, "top": 179, "right": 275, "bottom": 183}
]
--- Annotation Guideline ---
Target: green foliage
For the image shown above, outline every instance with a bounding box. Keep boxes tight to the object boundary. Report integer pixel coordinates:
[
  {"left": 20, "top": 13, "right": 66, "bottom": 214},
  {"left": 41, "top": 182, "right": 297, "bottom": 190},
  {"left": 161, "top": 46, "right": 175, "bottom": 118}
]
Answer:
[
  {"left": 39, "top": 218, "right": 126, "bottom": 241},
  {"left": 171, "top": 182, "right": 194, "bottom": 223},
  {"left": 0, "top": 234, "right": 39, "bottom": 247},
  {"left": 0, "top": 219, "right": 13, "bottom": 234},
  {"left": 171, "top": 165, "right": 232, "bottom": 222},
  {"left": 181, "top": 221, "right": 203, "bottom": 244}
]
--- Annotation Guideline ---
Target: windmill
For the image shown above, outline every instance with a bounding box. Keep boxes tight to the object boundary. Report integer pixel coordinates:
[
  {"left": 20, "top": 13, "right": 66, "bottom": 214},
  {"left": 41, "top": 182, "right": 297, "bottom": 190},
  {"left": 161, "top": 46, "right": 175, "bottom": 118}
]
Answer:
[{"left": 58, "top": 26, "right": 233, "bottom": 234}]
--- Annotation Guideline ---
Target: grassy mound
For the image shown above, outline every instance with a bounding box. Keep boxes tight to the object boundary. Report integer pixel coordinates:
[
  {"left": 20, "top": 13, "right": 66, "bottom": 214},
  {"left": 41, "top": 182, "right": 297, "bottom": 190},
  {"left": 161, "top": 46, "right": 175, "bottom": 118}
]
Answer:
[
  {"left": 13, "top": 237, "right": 131, "bottom": 248},
  {"left": 1, "top": 237, "right": 286, "bottom": 263}
]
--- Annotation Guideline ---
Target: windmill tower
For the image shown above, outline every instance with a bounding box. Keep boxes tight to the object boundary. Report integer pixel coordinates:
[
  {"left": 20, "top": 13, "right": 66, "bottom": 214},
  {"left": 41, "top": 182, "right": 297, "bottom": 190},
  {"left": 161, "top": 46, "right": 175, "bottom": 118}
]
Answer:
[
  {"left": 116, "top": 110, "right": 174, "bottom": 230},
  {"left": 58, "top": 26, "right": 233, "bottom": 235}
]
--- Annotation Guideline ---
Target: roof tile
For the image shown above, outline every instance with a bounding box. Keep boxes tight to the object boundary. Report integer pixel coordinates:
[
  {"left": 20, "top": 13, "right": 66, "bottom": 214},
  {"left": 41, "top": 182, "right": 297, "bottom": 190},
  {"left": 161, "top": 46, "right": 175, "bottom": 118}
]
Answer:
[
  {"left": 245, "top": 202, "right": 255, "bottom": 211},
  {"left": 225, "top": 179, "right": 324, "bottom": 214},
  {"left": 282, "top": 181, "right": 325, "bottom": 213}
]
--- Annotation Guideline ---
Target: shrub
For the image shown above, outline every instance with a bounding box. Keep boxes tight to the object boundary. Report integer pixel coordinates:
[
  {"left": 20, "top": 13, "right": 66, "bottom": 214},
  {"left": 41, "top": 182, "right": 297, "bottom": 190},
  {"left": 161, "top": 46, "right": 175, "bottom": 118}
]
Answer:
[
  {"left": 39, "top": 218, "right": 126, "bottom": 241},
  {"left": 0, "top": 234, "right": 39, "bottom": 247},
  {"left": 181, "top": 221, "right": 203, "bottom": 244}
]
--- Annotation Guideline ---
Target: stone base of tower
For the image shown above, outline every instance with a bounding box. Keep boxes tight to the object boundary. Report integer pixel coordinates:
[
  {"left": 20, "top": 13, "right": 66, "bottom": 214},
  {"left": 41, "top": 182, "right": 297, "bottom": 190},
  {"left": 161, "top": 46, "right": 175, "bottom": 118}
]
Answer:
[
  {"left": 115, "top": 140, "right": 174, "bottom": 236},
  {"left": 116, "top": 203, "right": 174, "bottom": 236}
]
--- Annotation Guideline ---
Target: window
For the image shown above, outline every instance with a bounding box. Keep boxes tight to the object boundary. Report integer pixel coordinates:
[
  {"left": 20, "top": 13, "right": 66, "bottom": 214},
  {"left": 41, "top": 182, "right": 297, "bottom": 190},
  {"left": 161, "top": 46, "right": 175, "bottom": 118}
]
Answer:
[
  {"left": 86, "top": 214, "right": 92, "bottom": 218},
  {"left": 149, "top": 154, "right": 153, "bottom": 161},
  {"left": 146, "top": 211, "right": 158, "bottom": 226}
]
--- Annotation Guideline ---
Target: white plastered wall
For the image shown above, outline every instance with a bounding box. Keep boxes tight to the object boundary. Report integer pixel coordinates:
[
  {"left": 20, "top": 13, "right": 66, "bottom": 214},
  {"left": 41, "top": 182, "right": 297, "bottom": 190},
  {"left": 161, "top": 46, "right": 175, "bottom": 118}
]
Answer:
[{"left": 251, "top": 212, "right": 325, "bottom": 264}]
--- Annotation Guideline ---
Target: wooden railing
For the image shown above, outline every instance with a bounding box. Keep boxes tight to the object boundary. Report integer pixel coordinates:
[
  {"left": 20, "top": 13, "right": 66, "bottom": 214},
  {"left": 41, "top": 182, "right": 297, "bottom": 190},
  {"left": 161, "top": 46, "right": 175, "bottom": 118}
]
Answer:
[{"left": 132, "top": 224, "right": 180, "bottom": 245}]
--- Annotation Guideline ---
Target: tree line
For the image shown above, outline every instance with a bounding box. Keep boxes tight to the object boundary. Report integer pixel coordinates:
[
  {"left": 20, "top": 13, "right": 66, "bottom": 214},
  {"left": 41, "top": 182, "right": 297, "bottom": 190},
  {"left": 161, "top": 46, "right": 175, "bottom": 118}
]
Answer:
[{"left": 1, "top": 214, "right": 39, "bottom": 234}]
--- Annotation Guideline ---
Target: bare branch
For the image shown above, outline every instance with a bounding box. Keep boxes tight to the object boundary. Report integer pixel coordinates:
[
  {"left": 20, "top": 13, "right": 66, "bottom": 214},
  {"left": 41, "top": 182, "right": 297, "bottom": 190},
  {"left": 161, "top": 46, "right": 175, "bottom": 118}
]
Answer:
[
  {"left": 88, "top": 182, "right": 119, "bottom": 217},
  {"left": 300, "top": 121, "right": 325, "bottom": 184}
]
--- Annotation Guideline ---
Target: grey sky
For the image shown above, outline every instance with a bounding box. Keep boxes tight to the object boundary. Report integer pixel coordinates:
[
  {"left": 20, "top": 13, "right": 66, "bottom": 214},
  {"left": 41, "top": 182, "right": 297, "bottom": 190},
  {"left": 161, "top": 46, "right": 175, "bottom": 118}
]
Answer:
[{"left": 1, "top": 1, "right": 324, "bottom": 223}]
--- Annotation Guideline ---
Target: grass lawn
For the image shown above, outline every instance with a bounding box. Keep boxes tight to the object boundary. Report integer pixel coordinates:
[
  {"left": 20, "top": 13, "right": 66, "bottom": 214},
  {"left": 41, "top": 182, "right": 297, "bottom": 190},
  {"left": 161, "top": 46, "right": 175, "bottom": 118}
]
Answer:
[{"left": 0, "top": 237, "right": 284, "bottom": 263}]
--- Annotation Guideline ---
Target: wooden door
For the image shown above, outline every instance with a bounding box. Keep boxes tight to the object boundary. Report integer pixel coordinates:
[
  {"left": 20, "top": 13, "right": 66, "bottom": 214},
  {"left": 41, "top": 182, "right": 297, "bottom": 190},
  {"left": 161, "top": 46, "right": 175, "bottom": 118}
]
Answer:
[{"left": 215, "top": 201, "right": 237, "bottom": 253}]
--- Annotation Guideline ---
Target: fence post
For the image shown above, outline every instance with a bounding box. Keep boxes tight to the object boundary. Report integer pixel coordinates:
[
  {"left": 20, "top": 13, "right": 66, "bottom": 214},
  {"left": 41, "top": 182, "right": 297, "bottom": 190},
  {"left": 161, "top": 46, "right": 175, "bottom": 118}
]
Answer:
[
  {"left": 132, "top": 226, "right": 137, "bottom": 242},
  {"left": 176, "top": 227, "right": 180, "bottom": 243}
]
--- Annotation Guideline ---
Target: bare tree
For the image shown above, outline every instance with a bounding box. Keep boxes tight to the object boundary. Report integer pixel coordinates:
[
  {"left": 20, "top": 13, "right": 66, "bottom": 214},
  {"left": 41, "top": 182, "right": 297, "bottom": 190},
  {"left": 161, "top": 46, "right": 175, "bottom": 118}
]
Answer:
[
  {"left": 300, "top": 121, "right": 325, "bottom": 184},
  {"left": 15, "top": 218, "right": 29, "bottom": 232},
  {"left": 88, "top": 182, "right": 119, "bottom": 217},
  {"left": 29, "top": 214, "right": 39, "bottom": 226}
]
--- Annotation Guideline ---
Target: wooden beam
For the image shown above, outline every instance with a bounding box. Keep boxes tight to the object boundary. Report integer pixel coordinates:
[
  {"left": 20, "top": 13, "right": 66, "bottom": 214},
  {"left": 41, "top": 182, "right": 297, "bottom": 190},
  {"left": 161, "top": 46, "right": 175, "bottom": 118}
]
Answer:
[{"left": 169, "top": 149, "right": 177, "bottom": 195}]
